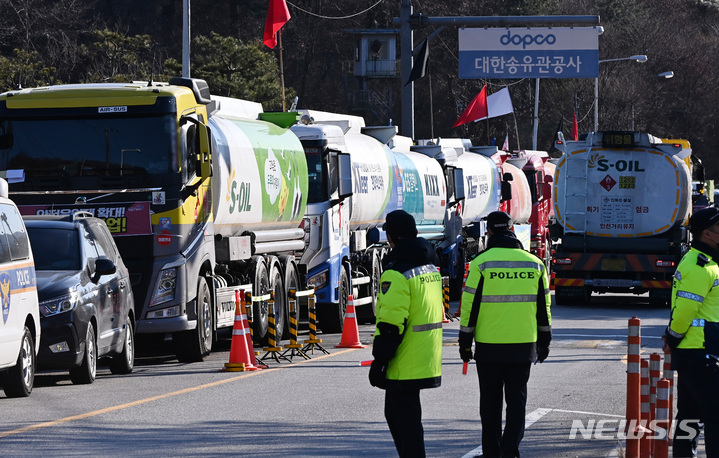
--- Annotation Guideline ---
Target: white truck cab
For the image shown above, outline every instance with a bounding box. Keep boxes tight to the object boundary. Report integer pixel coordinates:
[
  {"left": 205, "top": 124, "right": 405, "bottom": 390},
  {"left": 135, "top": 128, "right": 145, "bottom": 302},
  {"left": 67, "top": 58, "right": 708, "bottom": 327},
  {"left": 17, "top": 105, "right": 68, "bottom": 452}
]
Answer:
[{"left": 0, "top": 178, "right": 40, "bottom": 397}]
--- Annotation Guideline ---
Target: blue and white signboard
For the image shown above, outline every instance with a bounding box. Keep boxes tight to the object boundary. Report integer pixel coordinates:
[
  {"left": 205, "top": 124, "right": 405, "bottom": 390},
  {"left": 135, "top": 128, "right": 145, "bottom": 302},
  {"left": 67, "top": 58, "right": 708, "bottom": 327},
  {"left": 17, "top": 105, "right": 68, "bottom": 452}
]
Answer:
[{"left": 459, "top": 27, "right": 599, "bottom": 79}]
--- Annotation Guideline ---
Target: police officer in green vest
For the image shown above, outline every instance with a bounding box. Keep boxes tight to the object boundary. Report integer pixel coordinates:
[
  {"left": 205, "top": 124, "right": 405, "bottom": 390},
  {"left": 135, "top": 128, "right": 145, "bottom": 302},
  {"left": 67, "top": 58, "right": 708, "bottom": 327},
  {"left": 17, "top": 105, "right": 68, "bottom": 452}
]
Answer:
[
  {"left": 369, "top": 210, "right": 443, "bottom": 458},
  {"left": 663, "top": 206, "right": 719, "bottom": 457},
  {"left": 458, "top": 211, "right": 551, "bottom": 458}
]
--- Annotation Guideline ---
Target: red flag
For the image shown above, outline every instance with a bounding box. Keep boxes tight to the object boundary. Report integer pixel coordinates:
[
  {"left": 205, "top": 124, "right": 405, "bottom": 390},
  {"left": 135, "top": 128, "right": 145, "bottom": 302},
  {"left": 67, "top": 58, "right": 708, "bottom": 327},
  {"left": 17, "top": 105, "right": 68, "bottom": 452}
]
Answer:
[
  {"left": 571, "top": 111, "right": 579, "bottom": 141},
  {"left": 453, "top": 85, "right": 489, "bottom": 128},
  {"left": 263, "top": 0, "right": 291, "bottom": 49}
]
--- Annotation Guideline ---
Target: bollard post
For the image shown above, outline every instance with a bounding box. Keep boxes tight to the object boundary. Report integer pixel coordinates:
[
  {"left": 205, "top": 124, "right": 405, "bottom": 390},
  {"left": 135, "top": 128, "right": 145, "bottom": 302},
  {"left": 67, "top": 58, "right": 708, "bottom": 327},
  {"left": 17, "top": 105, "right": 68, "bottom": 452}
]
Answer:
[
  {"left": 260, "top": 290, "right": 290, "bottom": 363},
  {"left": 653, "top": 379, "right": 671, "bottom": 458},
  {"left": 302, "top": 289, "right": 329, "bottom": 355},
  {"left": 281, "top": 289, "right": 310, "bottom": 360},
  {"left": 442, "top": 276, "right": 450, "bottom": 323},
  {"left": 626, "top": 317, "right": 642, "bottom": 458},
  {"left": 649, "top": 352, "right": 661, "bottom": 455},
  {"left": 662, "top": 348, "right": 674, "bottom": 436},
  {"left": 640, "top": 359, "right": 651, "bottom": 458}
]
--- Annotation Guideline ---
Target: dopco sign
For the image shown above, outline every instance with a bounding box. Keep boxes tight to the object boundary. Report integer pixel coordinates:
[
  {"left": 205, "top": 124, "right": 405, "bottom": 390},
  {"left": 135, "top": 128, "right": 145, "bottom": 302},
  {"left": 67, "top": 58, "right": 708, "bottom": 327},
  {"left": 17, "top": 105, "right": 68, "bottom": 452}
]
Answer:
[{"left": 459, "top": 27, "right": 599, "bottom": 79}]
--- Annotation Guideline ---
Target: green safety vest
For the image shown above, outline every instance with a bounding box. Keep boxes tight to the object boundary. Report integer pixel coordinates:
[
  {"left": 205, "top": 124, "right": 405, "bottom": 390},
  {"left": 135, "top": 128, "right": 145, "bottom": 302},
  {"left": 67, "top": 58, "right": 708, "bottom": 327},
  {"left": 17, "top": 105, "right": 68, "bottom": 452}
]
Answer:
[
  {"left": 460, "top": 247, "right": 551, "bottom": 343},
  {"left": 375, "top": 264, "right": 443, "bottom": 381},
  {"left": 668, "top": 247, "right": 719, "bottom": 351}
]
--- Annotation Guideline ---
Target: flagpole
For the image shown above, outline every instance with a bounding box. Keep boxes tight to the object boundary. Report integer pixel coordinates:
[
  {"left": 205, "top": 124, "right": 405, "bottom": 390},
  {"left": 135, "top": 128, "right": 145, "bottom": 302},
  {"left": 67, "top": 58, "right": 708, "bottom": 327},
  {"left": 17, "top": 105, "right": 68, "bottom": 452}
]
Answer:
[
  {"left": 429, "top": 71, "right": 434, "bottom": 139},
  {"left": 279, "top": 29, "right": 286, "bottom": 111},
  {"left": 512, "top": 111, "right": 521, "bottom": 151}
]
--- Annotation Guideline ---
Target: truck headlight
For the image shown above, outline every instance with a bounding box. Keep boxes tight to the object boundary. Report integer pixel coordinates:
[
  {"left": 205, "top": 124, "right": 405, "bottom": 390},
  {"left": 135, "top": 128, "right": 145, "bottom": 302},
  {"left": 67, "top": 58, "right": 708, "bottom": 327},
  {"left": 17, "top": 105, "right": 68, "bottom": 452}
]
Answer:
[
  {"left": 306, "top": 269, "right": 328, "bottom": 290},
  {"left": 150, "top": 267, "right": 177, "bottom": 306},
  {"left": 40, "top": 293, "right": 77, "bottom": 317}
]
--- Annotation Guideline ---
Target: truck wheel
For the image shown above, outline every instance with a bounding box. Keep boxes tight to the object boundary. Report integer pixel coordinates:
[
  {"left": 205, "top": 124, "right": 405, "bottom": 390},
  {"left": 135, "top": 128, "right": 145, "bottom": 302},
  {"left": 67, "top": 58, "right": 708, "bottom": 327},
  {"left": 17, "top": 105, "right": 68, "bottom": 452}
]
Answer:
[
  {"left": 357, "top": 251, "right": 381, "bottom": 324},
  {"left": 554, "top": 287, "right": 571, "bottom": 306},
  {"left": 280, "top": 255, "right": 301, "bottom": 333},
  {"left": 250, "top": 256, "right": 270, "bottom": 343},
  {"left": 173, "top": 277, "right": 213, "bottom": 363},
  {"left": 266, "top": 256, "right": 286, "bottom": 344},
  {"left": 318, "top": 266, "right": 349, "bottom": 334},
  {"left": 649, "top": 289, "right": 670, "bottom": 307},
  {"left": 70, "top": 324, "right": 97, "bottom": 385},
  {"left": 110, "top": 318, "right": 135, "bottom": 375},
  {"left": 3, "top": 326, "right": 35, "bottom": 397}
]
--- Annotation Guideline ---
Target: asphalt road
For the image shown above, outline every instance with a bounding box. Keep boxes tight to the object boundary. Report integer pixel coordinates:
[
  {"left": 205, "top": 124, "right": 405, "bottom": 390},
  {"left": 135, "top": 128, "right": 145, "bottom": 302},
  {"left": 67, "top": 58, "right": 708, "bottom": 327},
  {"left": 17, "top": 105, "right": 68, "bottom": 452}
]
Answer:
[{"left": 0, "top": 293, "right": 706, "bottom": 457}]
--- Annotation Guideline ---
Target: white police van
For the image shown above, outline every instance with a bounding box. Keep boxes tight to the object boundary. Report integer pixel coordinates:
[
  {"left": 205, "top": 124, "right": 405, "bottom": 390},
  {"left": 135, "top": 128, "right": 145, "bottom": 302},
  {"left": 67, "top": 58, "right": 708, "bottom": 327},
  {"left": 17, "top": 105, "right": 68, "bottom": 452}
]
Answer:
[{"left": 0, "top": 178, "right": 40, "bottom": 397}]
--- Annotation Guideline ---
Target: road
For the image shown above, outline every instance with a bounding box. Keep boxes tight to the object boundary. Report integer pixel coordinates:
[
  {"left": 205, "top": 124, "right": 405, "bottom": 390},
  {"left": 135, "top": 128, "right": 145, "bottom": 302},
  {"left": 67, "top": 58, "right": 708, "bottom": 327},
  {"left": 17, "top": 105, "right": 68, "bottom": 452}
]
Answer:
[{"left": 0, "top": 293, "right": 706, "bottom": 457}]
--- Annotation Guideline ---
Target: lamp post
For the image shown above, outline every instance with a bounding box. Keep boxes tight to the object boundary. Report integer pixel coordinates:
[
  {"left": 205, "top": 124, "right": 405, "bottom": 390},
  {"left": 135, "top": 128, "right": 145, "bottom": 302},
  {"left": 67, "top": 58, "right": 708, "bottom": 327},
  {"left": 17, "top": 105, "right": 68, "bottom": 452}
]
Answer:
[
  {"left": 594, "top": 54, "right": 647, "bottom": 132},
  {"left": 632, "top": 71, "right": 674, "bottom": 130}
]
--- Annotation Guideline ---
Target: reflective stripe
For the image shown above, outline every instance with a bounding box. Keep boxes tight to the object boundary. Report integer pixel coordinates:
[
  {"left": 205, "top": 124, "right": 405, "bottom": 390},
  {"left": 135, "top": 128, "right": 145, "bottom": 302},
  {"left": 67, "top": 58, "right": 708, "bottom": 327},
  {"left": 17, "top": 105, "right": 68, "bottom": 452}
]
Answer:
[
  {"left": 402, "top": 264, "right": 438, "bottom": 280},
  {"left": 538, "top": 325, "right": 551, "bottom": 332},
  {"left": 480, "top": 294, "right": 537, "bottom": 303},
  {"left": 691, "top": 319, "right": 706, "bottom": 327},
  {"left": 413, "top": 322, "right": 443, "bottom": 332},
  {"left": 460, "top": 325, "right": 475, "bottom": 333},
  {"left": 478, "top": 260, "right": 543, "bottom": 271},
  {"left": 676, "top": 290, "right": 704, "bottom": 303},
  {"left": 667, "top": 327, "right": 685, "bottom": 339},
  {"left": 674, "top": 271, "right": 682, "bottom": 281},
  {"left": 714, "top": 279, "right": 719, "bottom": 287},
  {"left": 463, "top": 286, "right": 477, "bottom": 295}
]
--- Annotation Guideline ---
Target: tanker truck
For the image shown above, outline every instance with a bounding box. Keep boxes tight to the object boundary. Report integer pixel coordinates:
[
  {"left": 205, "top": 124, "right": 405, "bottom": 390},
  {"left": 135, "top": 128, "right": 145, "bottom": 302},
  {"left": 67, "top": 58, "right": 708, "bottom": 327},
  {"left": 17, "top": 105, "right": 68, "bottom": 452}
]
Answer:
[
  {"left": 289, "top": 115, "right": 470, "bottom": 331},
  {"left": 0, "top": 77, "right": 316, "bottom": 362},
  {"left": 552, "top": 131, "right": 692, "bottom": 306}
]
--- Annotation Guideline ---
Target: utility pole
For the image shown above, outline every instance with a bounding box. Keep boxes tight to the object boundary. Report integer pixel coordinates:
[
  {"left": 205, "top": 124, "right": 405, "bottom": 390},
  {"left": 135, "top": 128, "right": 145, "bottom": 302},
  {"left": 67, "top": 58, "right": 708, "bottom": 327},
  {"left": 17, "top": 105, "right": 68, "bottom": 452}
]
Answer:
[
  {"left": 394, "top": 5, "right": 600, "bottom": 139},
  {"left": 182, "top": 0, "right": 190, "bottom": 78}
]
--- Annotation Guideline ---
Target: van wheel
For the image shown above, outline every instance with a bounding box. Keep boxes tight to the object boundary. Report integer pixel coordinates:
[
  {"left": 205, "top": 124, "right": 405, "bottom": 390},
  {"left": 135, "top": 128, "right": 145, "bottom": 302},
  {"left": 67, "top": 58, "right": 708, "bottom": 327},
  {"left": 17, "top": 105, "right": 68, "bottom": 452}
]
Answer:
[
  {"left": 110, "top": 318, "right": 135, "bottom": 374},
  {"left": 3, "top": 327, "right": 35, "bottom": 397},
  {"left": 70, "top": 324, "right": 97, "bottom": 385}
]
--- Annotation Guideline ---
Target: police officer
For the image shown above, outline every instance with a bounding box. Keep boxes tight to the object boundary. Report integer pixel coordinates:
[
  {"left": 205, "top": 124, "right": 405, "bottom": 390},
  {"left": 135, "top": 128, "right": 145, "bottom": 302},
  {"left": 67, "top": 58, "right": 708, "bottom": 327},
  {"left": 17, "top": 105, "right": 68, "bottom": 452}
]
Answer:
[
  {"left": 369, "top": 210, "right": 443, "bottom": 458},
  {"left": 663, "top": 206, "right": 719, "bottom": 457},
  {"left": 458, "top": 211, "right": 551, "bottom": 458}
]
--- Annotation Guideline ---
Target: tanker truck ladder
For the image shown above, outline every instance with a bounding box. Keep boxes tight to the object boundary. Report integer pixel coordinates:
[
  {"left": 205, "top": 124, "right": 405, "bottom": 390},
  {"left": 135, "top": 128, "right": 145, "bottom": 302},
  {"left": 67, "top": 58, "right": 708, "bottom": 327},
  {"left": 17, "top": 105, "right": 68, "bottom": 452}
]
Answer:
[{"left": 560, "top": 155, "right": 590, "bottom": 234}]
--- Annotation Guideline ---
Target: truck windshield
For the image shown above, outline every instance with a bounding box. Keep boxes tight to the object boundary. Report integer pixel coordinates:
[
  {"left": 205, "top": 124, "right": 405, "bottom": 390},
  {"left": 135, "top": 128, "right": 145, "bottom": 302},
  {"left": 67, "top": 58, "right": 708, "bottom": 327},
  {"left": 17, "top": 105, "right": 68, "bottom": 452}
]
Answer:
[
  {"left": 0, "top": 115, "right": 176, "bottom": 180},
  {"left": 305, "top": 147, "right": 328, "bottom": 203}
]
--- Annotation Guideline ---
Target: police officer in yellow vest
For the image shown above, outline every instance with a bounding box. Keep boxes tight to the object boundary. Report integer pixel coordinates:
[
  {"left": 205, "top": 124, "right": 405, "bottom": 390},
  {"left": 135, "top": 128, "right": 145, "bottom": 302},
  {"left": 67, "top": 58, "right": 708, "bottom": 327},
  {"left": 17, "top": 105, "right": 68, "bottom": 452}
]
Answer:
[
  {"left": 458, "top": 211, "right": 551, "bottom": 458},
  {"left": 369, "top": 210, "right": 443, "bottom": 458},
  {"left": 663, "top": 206, "right": 719, "bottom": 457}
]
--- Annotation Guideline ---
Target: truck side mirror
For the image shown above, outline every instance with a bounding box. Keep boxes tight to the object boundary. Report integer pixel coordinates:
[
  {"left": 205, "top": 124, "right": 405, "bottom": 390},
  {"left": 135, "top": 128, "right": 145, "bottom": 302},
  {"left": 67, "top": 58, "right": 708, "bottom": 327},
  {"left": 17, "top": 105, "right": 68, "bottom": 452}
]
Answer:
[
  {"left": 196, "top": 123, "right": 213, "bottom": 179},
  {"left": 453, "top": 168, "right": 465, "bottom": 202},
  {"left": 542, "top": 175, "right": 553, "bottom": 201},
  {"left": 501, "top": 181, "right": 513, "bottom": 202},
  {"left": 337, "top": 152, "right": 353, "bottom": 200}
]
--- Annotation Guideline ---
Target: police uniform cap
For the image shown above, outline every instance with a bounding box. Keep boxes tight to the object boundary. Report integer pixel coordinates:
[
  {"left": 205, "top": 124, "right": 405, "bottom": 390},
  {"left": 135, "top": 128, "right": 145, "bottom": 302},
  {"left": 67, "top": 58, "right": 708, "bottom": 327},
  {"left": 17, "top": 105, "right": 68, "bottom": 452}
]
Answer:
[
  {"left": 690, "top": 206, "right": 719, "bottom": 236},
  {"left": 383, "top": 210, "right": 417, "bottom": 239},
  {"left": 487, "top": 211, "right": 513, "bottom": 233}
]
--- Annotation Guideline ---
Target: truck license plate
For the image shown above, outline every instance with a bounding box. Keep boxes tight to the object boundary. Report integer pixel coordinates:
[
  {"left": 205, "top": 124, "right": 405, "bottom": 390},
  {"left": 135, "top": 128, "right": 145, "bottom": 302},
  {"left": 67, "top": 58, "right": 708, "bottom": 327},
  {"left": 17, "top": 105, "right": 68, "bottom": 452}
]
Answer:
[
  {"left": 593, "top": 279, "right": 633, "bottom": 287},
  {"left": 601, "top": 258, "right": 626, "bottom": 271}
]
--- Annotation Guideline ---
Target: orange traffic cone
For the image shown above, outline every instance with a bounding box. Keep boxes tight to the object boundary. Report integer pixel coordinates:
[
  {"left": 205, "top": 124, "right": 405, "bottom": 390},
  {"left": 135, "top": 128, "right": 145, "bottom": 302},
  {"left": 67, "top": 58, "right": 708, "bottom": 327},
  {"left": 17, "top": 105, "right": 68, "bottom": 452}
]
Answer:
[
  {"left": 335, "top": 295, "right": 366, "bottom": 348},
  {"left": 223, "top": 290, "right": 259, "bottom": 372}
]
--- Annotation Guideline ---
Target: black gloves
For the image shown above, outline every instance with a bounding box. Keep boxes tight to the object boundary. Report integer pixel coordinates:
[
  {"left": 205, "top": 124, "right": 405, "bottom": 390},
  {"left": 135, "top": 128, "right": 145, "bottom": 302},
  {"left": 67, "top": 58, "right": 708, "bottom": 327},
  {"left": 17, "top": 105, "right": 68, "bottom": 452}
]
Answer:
[
  {"left": 459, "top": 331, "right": 474, "bottom": 363},
  {"left": 662, "top": 327, "right": 683, "bottom": 350},
  {"left": 369, "top": 360, "right": 388, "bottom": 389},
  {"left": 537, "top": 346, "right": 550, "bottom": 363}
]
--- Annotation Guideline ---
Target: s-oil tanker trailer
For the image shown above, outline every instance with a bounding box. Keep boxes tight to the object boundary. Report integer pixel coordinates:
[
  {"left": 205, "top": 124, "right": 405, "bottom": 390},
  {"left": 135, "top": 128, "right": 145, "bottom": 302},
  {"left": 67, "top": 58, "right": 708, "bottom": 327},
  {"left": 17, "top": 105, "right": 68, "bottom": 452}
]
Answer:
[{"left": 552, "top": 131, "right": 692, "bottom": 306}]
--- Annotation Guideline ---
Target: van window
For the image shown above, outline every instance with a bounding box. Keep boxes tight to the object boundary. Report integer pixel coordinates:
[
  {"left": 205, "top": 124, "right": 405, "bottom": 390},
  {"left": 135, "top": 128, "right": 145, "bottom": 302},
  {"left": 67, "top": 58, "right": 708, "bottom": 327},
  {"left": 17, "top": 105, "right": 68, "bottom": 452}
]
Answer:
[{"left": 0, "top": 203, "right": 30, "bottom": 261}]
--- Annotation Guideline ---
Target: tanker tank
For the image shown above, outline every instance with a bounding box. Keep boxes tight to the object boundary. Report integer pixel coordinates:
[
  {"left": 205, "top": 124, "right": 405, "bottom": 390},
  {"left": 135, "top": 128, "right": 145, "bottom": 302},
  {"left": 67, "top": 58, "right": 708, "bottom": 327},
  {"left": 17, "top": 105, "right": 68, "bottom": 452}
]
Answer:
[
  {"left": 455, "top": 150, "right": 502, "bottom": 225},
  {"left": 209, "top": 97, "right": 308, "bottom": 239},
  {"left": 553, "top": 133, "right": 691, "bottom": 237}
]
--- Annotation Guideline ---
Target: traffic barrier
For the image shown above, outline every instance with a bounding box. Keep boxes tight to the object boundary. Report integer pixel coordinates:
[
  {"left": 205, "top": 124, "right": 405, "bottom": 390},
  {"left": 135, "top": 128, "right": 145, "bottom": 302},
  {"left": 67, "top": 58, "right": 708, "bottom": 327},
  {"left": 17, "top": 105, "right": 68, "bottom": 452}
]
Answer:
[
  {"left": 261, "top": 290, "right": 291, "bottom": 364},
  {"left": 335, "top": 295, "right": 366, "bottom": 348},
  {"left": 649, "top": 353, "right": 661, "bottom": 444},
  {"left": 223, "top": 290, "right": 259, "bottom": 372},
  {"left": 302, "top": 289, "right": 329, "bottom": 355},
  {"left": 281, "top": 289, "right": 310, "bottom": 360},
  {"left": 640, "top": 358, "right": 651, "bottom": 458},
  {"left": 653, "top": 379, "right": 671, "bottom": 458},
  {"left": 626, "top": 317, "right": 642, "bottom": 458}
]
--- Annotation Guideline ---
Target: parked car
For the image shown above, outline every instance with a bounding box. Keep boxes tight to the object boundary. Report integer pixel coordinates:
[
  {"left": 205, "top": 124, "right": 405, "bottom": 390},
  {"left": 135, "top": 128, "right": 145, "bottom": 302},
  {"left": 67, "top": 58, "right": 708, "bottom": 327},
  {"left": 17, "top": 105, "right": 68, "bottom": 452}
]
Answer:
[
  {"left": 0, "top": 179, "right": 40, "bottom": 398},
  {"left": 24, "top": 212, "right": 135, "bottom": 384}
]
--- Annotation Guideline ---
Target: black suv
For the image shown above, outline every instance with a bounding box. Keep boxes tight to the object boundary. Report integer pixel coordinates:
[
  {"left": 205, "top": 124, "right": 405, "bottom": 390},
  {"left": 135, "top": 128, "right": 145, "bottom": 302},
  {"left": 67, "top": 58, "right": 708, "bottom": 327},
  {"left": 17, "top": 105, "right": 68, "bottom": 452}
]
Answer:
[{"left": 24, "top": 213, "right": 135, "bottom": 384}]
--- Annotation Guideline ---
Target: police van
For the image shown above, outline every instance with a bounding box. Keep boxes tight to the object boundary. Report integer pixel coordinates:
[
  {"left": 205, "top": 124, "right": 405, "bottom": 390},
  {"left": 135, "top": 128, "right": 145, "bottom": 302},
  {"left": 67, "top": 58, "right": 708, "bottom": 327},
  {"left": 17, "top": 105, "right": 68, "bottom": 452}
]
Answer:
[{"left": 0, "top": 178, "right": 40, "bottom": 397}]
